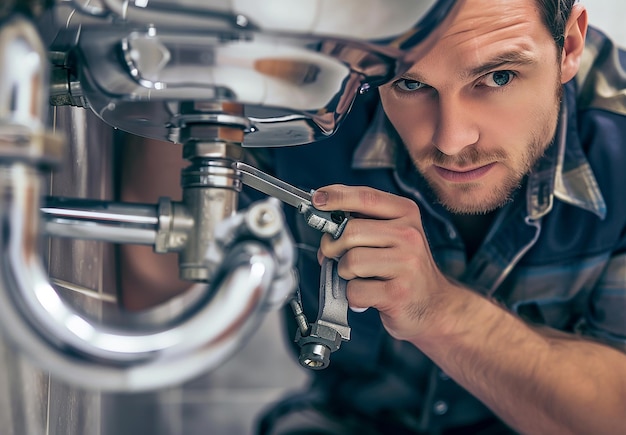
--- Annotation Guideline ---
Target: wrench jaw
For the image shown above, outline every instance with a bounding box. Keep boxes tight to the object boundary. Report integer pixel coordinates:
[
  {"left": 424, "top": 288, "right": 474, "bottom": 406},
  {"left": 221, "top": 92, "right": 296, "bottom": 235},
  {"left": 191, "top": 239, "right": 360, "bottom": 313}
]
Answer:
[{"left": 235, "top": 162, "right": 350, "bottom": 241}]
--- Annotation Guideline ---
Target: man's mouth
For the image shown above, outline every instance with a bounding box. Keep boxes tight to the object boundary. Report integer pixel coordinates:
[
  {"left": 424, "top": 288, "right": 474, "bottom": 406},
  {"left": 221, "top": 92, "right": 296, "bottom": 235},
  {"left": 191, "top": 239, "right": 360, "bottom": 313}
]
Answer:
[{"left": 433, "top": 162, "right": 497, "bottom": 182}]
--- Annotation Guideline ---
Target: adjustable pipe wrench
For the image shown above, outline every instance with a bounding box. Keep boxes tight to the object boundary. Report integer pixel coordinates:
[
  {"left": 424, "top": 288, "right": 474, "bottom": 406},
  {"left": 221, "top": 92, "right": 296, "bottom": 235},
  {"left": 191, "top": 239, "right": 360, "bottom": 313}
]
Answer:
[{"left": 236, "top": 162, "right": 350, "bottom": 369}]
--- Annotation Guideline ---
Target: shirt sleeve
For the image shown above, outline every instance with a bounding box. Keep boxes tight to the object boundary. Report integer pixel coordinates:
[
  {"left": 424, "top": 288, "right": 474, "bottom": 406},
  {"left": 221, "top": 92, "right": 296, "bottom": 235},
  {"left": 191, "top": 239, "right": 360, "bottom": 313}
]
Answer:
[{"left": 580, "top": 252, "right": 626, "bottom": 351}]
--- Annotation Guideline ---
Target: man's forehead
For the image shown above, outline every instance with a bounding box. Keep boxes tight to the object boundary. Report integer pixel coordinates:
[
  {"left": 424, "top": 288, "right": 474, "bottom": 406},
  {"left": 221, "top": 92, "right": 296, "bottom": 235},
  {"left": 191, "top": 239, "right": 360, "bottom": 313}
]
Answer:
[
  {"left": 440, "top": 0, "right": 541, "bottom": 39},
  {"left": 401, "top": 0, "right": 547, "bottom": 66}
]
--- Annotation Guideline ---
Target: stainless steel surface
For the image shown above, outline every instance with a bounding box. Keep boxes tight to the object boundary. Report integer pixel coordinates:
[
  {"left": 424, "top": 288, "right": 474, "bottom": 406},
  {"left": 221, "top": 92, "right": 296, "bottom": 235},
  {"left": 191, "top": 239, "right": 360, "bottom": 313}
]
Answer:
[
  {"left": 44, "top": 0, "right": 456, "bottom": 146},
  {"left": 47, "top": 101, "right": 115, "bottom": 435},
  {"left": 72, "top": 0, "right": 441, "bottom": 39}
]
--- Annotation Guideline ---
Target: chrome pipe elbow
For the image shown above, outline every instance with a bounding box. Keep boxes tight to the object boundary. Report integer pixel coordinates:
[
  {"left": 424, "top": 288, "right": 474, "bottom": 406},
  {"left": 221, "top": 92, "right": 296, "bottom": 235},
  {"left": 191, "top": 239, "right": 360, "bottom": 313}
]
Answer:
[
  {"left": 0, "top": 14, "right": 288, "bottom": 391},
  {"left": 0, "top": 171, "right": 280, "bottom": 389}
]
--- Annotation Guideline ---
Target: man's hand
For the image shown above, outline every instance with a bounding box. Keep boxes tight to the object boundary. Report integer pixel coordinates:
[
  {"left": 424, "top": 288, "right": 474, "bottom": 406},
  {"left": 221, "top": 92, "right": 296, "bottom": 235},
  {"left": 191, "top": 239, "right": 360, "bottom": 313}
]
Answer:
[
  {"left": 311, "top": 184, "right": 626, "bottom": 435},
  {"left": 312, "top": 184, "right": 460, "bottom": 342}
]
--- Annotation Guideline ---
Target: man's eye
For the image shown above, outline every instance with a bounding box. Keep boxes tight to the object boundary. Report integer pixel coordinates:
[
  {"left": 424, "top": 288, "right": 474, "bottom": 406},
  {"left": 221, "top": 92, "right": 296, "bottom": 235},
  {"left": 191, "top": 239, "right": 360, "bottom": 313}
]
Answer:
[
  {"left": 394, "top": 79, "right": 427, "bottom": 92},
  {"left": 482, "top": 70, "right": 515, "bottom": 87}
]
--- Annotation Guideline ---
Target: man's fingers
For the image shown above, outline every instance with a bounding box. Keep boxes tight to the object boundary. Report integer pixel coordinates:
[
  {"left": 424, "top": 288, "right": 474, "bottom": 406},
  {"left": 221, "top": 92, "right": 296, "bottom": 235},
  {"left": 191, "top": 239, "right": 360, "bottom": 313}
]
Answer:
[
  {"left": 319, "top": 219, "right": 393, "bottom": 259},
  {"left": 312, "top": 184, "right": 418, "bottom": 220},
  {"left": 344, "top": 278, "right": 399, "bottom": 313},
  {"left": 320, "top": 216, "right": 426, "bottom": 262}
]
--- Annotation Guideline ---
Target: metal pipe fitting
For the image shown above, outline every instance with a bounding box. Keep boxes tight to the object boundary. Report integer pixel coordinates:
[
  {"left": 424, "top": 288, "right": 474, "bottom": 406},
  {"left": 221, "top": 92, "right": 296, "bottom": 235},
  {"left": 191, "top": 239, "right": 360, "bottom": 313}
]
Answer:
[
  {"left": 177, "top": 106, "right": 247, "bottom": 282},
  {"left": 0, "top": 13, "right": 288, "bottom": 392},
  {"left": 0, "top": 169, "right": 279, "bottom": 388}
]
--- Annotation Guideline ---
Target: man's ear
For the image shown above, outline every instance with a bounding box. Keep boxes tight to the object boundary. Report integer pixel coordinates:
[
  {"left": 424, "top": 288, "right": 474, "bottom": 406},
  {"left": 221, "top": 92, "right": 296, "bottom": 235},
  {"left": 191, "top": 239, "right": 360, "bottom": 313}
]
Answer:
[{"left": 560, "top": 3, "right": 588, "bottom": 83}]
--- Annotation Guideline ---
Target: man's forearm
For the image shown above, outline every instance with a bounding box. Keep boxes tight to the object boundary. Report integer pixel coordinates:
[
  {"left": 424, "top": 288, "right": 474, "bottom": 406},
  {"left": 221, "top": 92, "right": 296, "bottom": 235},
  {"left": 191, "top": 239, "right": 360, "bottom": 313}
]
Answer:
[{"left": 412, "top": 286, "right": 626, "bottom": 434}]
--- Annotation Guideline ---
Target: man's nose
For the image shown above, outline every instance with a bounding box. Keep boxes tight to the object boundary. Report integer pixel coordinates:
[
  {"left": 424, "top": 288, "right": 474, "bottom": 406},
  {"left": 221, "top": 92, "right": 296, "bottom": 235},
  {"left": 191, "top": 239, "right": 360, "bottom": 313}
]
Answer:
[{"left": 432, "top": 94, "right": 479, "bottom": 155}]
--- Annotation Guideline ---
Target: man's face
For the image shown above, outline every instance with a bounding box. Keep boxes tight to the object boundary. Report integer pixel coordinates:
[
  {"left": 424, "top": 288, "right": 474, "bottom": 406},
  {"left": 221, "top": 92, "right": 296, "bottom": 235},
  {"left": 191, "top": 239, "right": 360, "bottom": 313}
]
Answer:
[{"left": 379, "top": 0, "right": 566, "bottom": 214}]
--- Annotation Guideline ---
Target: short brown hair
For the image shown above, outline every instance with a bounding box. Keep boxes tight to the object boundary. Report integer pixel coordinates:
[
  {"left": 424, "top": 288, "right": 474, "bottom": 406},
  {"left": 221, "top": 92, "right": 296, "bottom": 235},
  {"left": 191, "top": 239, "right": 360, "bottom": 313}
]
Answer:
[{"left": 534, "top": 0, "right": 577, "bottom": 49}]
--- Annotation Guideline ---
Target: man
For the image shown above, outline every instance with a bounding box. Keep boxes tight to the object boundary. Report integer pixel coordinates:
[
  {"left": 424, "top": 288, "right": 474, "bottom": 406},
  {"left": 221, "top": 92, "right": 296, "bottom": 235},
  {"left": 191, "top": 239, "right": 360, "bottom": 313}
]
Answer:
[{"left": 255, "top": 0, "right": 626, "bottom": 433}]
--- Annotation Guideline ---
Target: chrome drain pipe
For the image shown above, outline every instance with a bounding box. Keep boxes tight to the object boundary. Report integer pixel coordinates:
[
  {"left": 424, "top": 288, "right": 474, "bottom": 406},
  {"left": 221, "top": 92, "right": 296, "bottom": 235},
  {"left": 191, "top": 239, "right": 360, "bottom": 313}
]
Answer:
[
  {"left": 41, "top": 198, "right": 161, "bottom": 245},
  {"left": 0, "top": 13, "right": 295, "bottom": 392}
]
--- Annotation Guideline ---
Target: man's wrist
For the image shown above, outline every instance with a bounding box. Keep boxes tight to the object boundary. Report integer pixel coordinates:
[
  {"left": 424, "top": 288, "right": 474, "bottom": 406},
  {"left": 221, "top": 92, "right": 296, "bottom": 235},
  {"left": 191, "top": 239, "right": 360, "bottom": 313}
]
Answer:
[{"left": 408, "top": 281, "right": 500, "bottom": 349}]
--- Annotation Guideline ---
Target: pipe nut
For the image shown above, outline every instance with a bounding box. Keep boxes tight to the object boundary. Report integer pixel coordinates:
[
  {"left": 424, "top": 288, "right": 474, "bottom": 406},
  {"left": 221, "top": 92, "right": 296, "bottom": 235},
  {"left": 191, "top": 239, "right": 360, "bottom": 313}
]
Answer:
[
  {"left": 298, "top": 342, "right": 331, "bottom": 370},
  {"left": 183, "top": 141, "right": 245, "bottom": 161},
  {"left": 244, "top": 202, "right": 282, "bottom": 240}
]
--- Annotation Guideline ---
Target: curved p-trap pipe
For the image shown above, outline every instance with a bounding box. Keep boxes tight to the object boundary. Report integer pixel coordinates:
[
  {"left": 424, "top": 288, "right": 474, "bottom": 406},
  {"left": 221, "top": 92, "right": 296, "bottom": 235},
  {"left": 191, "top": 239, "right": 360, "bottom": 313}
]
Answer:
[
  {"left": 0, "top": 14, "right": 283, "bottom": 391},
  {"left": 0, "top": 164, "right": 279, "bottom": 391}
]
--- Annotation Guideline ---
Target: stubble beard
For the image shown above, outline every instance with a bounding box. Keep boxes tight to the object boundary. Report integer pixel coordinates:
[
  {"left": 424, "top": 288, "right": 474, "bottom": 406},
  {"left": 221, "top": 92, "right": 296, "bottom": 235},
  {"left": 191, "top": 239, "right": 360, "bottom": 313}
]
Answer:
[
  {"left": 411, "top": 86, "right": 563, "bottom": 215},
  {"left": 417, "top": 134, "right": 549, "bottom": 214}
]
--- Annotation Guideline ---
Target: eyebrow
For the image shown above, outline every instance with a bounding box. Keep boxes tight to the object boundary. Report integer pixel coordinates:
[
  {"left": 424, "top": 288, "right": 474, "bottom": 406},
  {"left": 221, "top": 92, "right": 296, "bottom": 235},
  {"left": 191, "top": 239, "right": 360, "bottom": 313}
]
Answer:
[
  {"left": 462, "top": 51, "right": 538, "bottom": 80},
  {"left": 398, "top": 50, "right": 538, "bottom": 85}
]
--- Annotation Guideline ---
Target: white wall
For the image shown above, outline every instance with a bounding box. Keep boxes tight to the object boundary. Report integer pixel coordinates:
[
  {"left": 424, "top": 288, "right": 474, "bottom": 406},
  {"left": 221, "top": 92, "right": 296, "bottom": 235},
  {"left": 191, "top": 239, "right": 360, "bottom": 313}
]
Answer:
[{"left": 581, "top": 0, "right": 626, "bottom": 45}]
